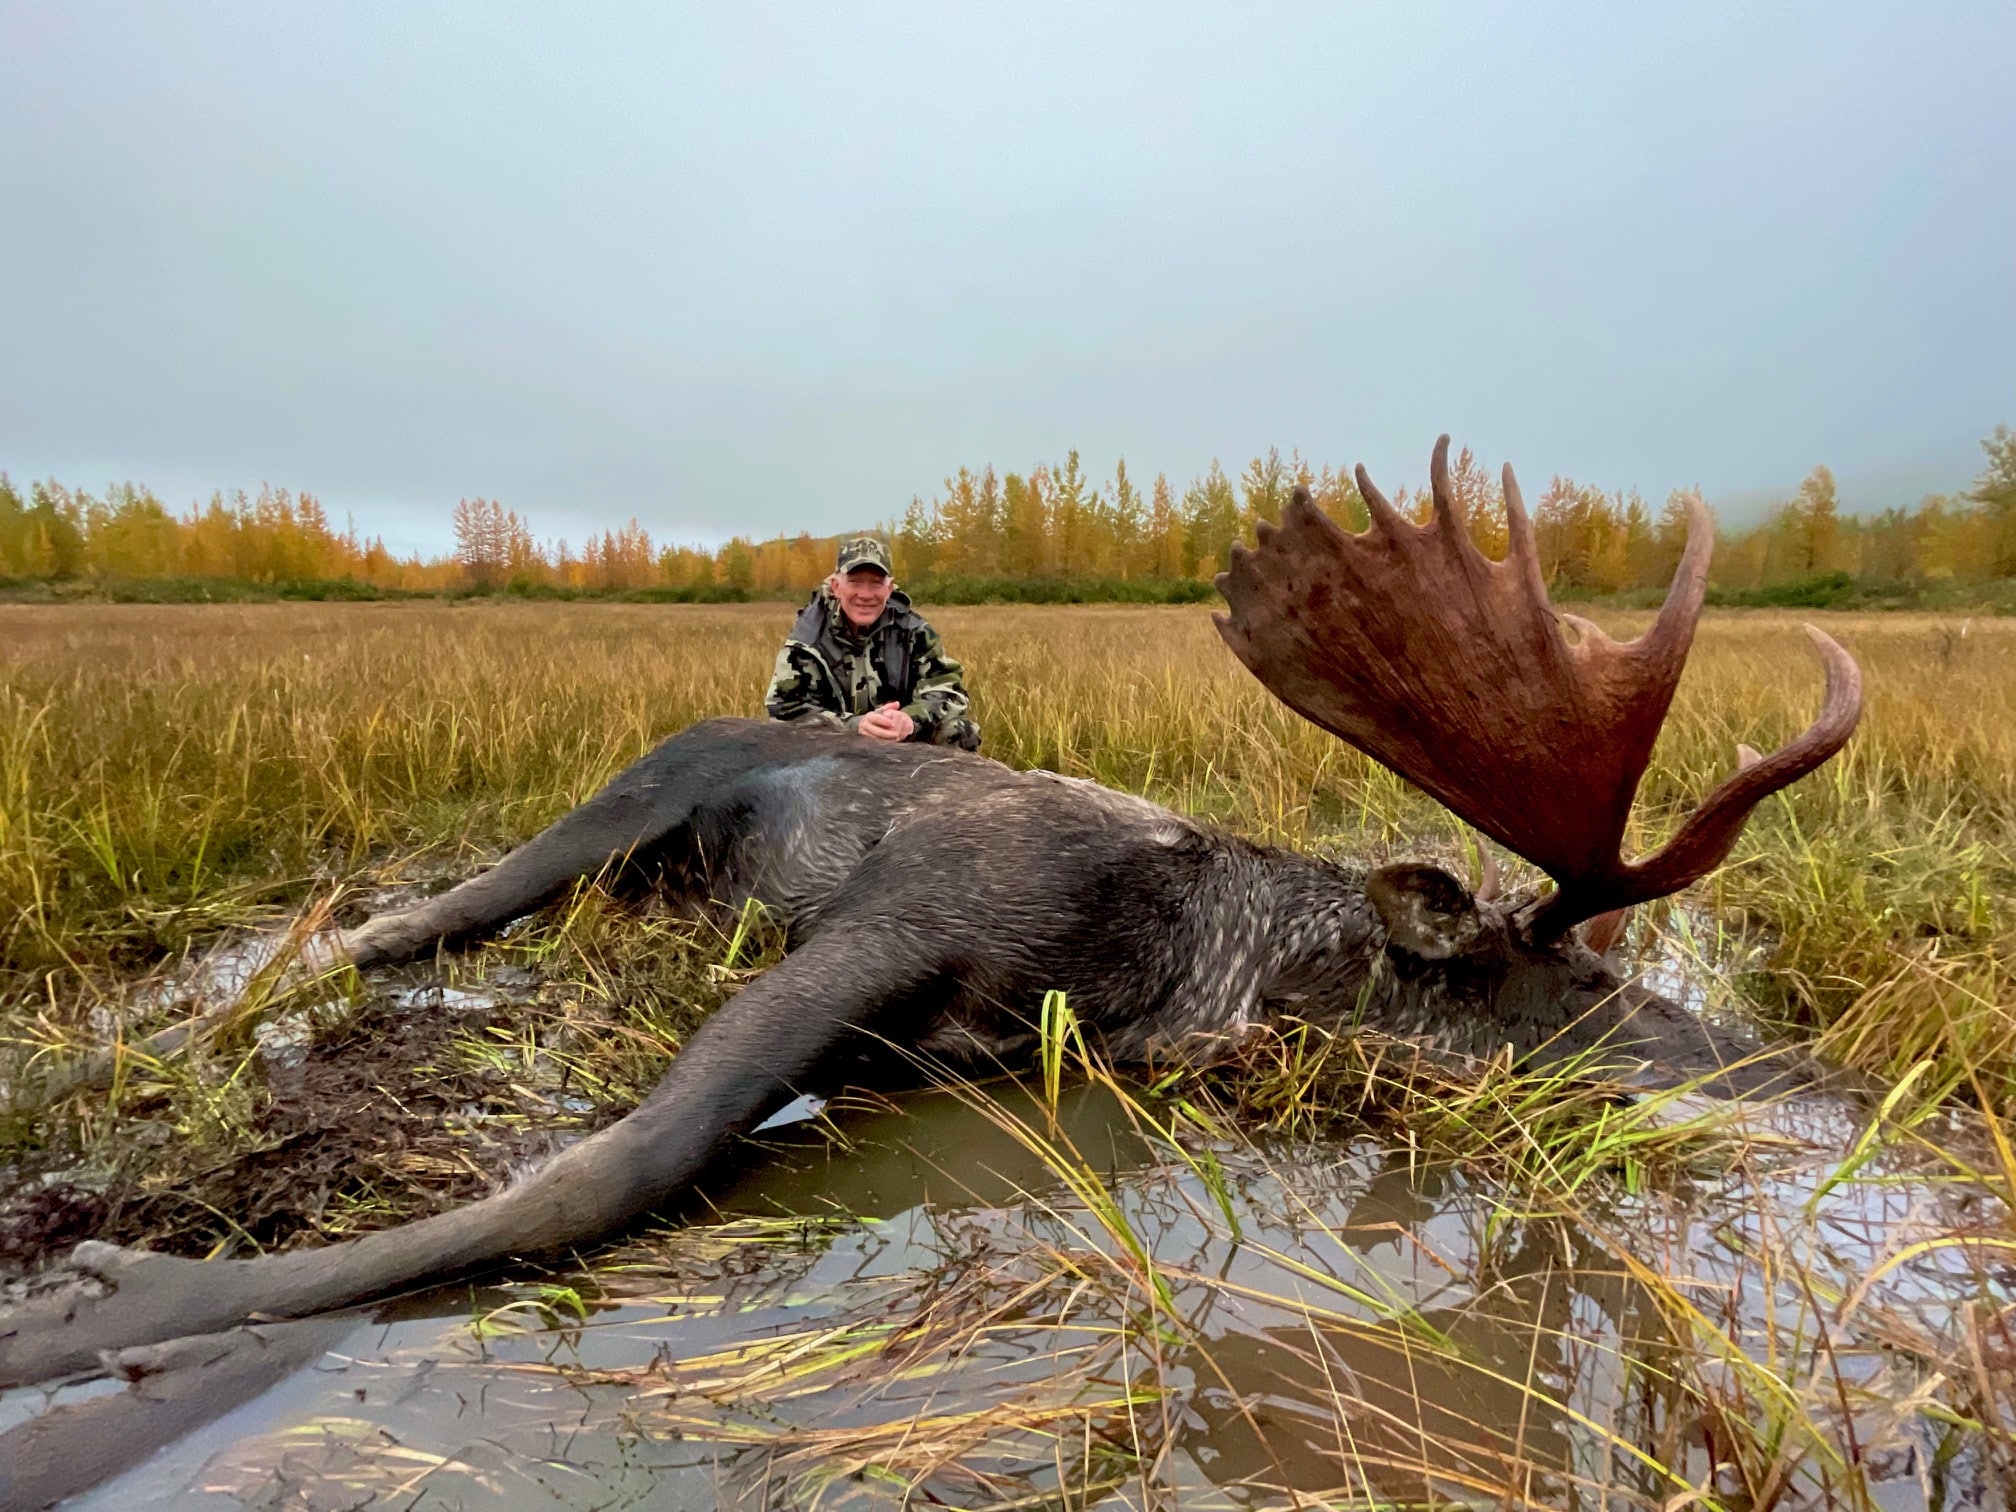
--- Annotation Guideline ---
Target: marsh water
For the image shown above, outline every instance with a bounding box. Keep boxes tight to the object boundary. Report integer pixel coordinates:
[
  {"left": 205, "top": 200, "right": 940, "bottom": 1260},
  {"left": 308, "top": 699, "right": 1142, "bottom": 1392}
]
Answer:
[
  {"left": 10, "top": 1053, "right": 1997, "bottom": 1511},
  {"left": 1, "top": 910, "right": 2006, "bottom": 1511}
]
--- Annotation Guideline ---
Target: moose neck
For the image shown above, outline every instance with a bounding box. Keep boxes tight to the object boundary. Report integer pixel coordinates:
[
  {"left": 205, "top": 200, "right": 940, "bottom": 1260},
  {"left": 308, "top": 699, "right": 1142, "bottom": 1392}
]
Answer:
[
  {"left": 1250, "top": 846, "right": 1622, "bottom": 1064},
  {"left": 1246, "top": 848, "right": 1383, "bottom": 1018}
]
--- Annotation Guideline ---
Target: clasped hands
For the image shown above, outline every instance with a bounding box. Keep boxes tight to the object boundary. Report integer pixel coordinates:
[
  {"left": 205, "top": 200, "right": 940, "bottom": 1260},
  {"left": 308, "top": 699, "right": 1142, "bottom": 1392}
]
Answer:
[{"left": 858, "top": 702, "right": 916, "bottom": 742}]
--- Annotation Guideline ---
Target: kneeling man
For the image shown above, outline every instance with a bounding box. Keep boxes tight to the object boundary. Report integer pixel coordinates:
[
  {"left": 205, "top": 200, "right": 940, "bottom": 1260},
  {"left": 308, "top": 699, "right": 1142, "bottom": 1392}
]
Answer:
[{"left": 765, "top": 536, "right": 983, "bottom": 750}]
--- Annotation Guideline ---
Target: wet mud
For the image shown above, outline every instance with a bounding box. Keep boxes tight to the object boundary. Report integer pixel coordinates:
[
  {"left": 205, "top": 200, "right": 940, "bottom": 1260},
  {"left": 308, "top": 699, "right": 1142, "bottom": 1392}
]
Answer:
[{"left": 1, "top": 950, "right": 644, "bottom": 1278}]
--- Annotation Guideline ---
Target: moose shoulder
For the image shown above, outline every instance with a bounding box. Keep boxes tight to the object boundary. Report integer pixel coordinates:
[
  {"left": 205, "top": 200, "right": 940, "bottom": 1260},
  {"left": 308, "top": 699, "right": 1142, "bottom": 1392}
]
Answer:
[{"left": 0, "top": 437, "right": 1861, "bottom": 1396}]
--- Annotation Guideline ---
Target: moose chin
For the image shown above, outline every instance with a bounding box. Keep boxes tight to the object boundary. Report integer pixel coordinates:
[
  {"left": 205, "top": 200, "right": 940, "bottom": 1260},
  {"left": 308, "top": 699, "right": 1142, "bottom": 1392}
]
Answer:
[{"left": 0, "top": 436, "right": 1861, "bottom": 1409}]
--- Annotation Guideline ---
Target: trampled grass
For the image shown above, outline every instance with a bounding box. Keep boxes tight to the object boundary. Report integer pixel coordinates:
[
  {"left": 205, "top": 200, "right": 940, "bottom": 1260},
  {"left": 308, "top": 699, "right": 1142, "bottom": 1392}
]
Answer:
[{"left": 1, "top": 601, "right": 2010, "bottom": 1100}]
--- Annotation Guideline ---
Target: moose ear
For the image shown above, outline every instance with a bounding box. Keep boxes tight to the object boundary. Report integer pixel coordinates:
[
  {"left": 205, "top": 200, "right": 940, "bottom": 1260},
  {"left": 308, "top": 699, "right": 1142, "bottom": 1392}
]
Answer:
[
  {"left": 1367, "top": 862, "right": 1484, "bottom": 961},
  {"left": 1579, "top": 906, "right": 1633, "bottom": 957}
]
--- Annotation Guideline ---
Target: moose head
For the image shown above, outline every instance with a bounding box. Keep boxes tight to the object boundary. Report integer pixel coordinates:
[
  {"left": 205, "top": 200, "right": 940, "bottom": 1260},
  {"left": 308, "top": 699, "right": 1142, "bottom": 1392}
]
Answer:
[{"left": 1216, "top": 436, "right": 1865, "bottom": 1062}]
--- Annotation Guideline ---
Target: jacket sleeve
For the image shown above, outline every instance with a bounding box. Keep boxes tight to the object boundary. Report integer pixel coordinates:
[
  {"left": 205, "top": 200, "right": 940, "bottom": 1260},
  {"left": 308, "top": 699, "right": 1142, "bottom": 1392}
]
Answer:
[
  {"left": 897, "top": 620, "right": 971, "bottom": 740},
  {"left": 765, "top": 641, "right": 854, "bottom": 729}
]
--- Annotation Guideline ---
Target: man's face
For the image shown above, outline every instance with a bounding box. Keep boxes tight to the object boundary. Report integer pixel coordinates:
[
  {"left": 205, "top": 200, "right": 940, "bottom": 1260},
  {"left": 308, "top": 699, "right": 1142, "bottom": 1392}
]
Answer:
[{"left": 831, "top": 566, "right": 893, "bottom": 628}]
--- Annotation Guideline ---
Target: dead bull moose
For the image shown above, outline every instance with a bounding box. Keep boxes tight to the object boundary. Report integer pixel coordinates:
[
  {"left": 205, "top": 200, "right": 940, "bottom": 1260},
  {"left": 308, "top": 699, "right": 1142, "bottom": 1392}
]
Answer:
[{"left": 0, "top": 439, "right": 1862, "bottom": 1428}]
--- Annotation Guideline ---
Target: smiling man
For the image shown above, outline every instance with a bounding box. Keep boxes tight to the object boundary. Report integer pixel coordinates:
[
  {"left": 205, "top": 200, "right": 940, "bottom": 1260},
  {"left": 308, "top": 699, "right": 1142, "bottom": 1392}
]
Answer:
[{"left": 764, "top": 536, "right": 982, "bottom": 749}]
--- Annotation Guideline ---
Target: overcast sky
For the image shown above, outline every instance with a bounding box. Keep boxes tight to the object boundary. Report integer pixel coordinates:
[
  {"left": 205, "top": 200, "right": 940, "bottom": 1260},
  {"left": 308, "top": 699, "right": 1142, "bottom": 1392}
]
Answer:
[{"left": 2, "top": 4, "right": 2011, "bottom": 555}]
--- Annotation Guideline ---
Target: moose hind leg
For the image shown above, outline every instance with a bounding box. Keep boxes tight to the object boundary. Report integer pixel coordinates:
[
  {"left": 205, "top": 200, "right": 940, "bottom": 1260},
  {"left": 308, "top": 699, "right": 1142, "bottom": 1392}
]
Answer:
[{"left": 0, "top": 923, "right": 949, "bottom": 1388}]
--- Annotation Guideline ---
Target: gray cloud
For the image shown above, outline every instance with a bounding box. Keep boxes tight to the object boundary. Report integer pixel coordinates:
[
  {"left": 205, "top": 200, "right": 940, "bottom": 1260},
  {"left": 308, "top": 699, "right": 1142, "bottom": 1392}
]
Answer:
[{"left": 3, "top": 2, "right": 2011, "bottom": 555}]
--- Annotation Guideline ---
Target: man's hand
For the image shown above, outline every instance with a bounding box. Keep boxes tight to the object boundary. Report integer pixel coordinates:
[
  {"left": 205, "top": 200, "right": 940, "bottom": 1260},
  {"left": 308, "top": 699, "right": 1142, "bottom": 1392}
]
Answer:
[{"left": 857, "top": 702, "right": 915, "bottom": 742}]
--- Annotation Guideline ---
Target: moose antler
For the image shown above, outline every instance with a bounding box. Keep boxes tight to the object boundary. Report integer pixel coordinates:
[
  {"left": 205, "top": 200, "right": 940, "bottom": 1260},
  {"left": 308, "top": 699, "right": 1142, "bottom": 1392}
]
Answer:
[{"left": 1215, "top": 436, "right": 1863, "bottom": 942}]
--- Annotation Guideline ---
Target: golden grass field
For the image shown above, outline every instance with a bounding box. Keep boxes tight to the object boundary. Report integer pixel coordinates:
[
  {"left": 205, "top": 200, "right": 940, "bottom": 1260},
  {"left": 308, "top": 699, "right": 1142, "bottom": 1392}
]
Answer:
[
  {"left": 1, "top": 601, "right": 2013, "bottom": 1508},
  {"left": 2, "top": 600, "right": 2011, "bottom": 1095}
]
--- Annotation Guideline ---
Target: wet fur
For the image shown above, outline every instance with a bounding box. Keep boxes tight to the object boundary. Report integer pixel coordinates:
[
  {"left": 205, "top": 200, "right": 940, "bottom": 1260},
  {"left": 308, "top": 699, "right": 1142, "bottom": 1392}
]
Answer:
[{"left": 342, "top": 717, "right": 1754, "bottom": 1079}]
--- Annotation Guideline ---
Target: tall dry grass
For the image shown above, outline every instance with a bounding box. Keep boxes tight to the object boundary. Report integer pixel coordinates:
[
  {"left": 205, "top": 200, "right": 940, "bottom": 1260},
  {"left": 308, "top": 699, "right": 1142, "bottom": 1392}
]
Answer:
[{"left": 0, "top": 601, "right": 2011, "bottom": 1096}]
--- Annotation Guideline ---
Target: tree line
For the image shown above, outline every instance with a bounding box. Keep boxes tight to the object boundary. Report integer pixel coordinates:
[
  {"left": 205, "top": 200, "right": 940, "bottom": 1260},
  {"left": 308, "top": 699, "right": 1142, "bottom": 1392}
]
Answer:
[{"left": 3, "top": 425, "right": 2012, "bottom": 602}]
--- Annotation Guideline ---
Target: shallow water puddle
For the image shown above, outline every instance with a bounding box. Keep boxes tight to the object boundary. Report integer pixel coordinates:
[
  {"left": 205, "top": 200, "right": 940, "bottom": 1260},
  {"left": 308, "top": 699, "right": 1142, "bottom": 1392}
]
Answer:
[{"left": 40, "top": 1068, "right": 2006, "bottom": 1511}]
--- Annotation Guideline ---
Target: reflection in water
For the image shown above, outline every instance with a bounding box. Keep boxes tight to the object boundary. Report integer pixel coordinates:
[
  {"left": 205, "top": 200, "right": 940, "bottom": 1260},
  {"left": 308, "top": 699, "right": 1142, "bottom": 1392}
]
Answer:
[
  {"left": 47, "top": 1072, "right": 2011, "bottom": 1511},
  {"left": 1180, "top": 1213, "right": 1668, "bottom": 1507}
]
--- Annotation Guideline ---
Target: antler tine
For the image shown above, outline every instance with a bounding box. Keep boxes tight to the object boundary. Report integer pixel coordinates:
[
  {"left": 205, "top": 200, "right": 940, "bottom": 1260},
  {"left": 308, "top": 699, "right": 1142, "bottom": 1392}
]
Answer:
[
  {"left": 1632, "top": 492, "right": 1715, "bottom": 681},
  {"left": 1519, "top": 625, "right": 1863, "bottom": 939},
  {"left": 1353, "top": 462, "right": 1408, "bottom": 535},
  {"left": 1501, "top": 461, "right": 1551, "bottom": 608},
  {"left": 1429, "top": 433, "right": 1464, "bottom": 536},
  {"left": 1215, "top": 437, "right": 1865, "bottom": 944}
]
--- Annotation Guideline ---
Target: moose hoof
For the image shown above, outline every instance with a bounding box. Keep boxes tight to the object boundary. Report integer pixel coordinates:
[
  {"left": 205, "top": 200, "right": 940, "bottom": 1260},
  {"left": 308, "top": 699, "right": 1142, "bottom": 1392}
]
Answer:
[
  {"left": 333, "top": 915, "right": 419, "bottom": 973},
  {"left": 0, "top": 1242, "right": 237, "bottom": 1389}
]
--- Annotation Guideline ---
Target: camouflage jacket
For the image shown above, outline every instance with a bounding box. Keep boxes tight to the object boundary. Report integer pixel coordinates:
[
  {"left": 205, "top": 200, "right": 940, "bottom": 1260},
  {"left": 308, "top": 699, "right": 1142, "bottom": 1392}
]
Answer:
[{"left": 764, "top": 586, "right": 972, "bottom": 741}]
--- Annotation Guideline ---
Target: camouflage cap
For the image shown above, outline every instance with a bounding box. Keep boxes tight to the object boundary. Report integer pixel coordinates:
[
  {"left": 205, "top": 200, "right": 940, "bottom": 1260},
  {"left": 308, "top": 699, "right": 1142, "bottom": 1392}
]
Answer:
[{"left": 835, "top": 535, "right": 892, "bottom": 576}]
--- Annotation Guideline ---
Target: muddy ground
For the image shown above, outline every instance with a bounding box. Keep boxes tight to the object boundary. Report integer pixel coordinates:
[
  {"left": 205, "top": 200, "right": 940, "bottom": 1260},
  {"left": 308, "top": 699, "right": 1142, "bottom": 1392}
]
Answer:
[{"left": 0, "top": 889, "right": 750, "bottom": 1277}]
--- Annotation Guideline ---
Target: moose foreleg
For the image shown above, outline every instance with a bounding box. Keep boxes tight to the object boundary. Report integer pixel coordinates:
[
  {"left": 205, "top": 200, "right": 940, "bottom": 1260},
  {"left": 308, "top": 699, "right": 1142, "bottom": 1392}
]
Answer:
[
  {"left": 20, "top": 722, "right": 803, "bottom": 1107},
  {"left": 338, "top": 774, "right": 697, "bottom": 972},
  {"left": 20, "top": 789, "right": 671, "bottom": 1105},
  {"left": 337, "top": 716, "right": 849, "bottom": 968},
  {"left": 0, "top": 926, "right": 940, "bottom": 1388}
]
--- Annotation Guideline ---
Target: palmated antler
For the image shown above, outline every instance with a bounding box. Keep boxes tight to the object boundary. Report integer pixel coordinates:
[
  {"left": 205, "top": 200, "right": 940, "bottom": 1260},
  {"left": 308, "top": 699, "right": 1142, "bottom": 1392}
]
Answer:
[{"left": 1215, "top": 436, "right": 1863, "bottom": 942}]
